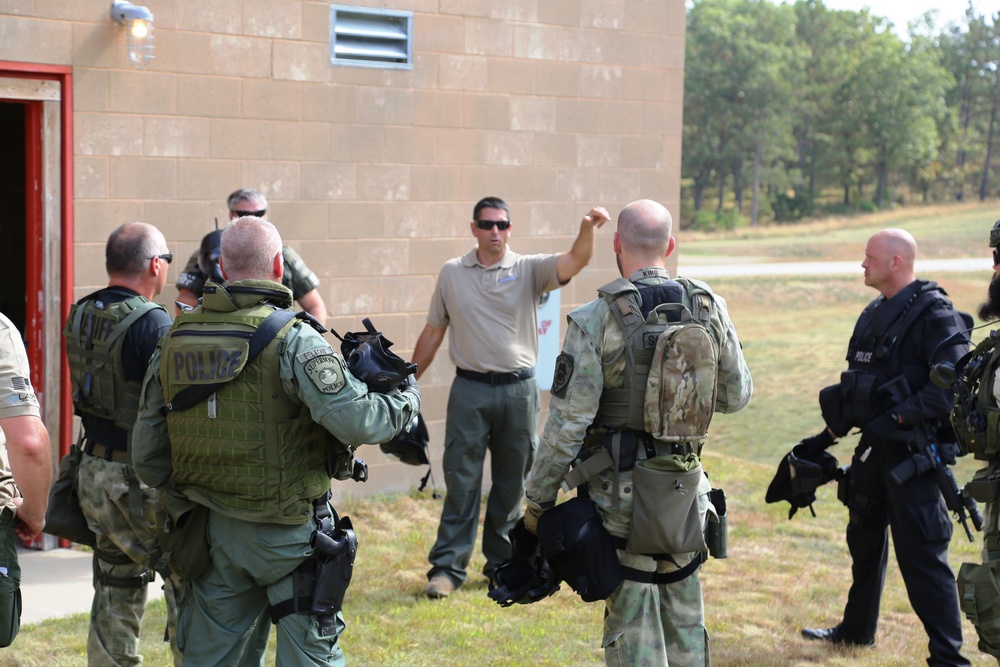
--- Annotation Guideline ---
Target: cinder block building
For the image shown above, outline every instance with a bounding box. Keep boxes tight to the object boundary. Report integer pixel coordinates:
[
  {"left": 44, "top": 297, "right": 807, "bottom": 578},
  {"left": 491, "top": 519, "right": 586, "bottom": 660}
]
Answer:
[{"left": 0, "top": 0, "right": 685, "bottom": 502}]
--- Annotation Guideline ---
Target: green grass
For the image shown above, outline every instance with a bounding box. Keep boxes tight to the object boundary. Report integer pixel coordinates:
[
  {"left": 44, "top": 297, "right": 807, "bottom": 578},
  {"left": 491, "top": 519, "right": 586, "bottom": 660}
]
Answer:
[{"left": 5, "top": 201, "right": 1000, "bottom": 666}]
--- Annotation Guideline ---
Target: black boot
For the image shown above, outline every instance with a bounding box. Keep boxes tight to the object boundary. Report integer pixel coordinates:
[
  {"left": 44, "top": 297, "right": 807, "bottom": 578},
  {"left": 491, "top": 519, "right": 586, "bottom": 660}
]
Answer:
[{"left": 801, "top": 623, "right": 875, "bottom": 647}]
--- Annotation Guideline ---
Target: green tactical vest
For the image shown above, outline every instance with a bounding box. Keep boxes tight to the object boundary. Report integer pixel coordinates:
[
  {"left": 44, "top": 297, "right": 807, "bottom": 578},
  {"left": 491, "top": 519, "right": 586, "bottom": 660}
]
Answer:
[
  {"left": 159, "top": 283, "right": 334, "bottom": 525},
  {"left": 64, "top": 294, "right": 166, "bottom": 433},
  {"left": 952, "top": 334, "right": 1000, "bottom": 461},
  {"left": 592, "top": 277, "right": 717, "bottom": 436}
]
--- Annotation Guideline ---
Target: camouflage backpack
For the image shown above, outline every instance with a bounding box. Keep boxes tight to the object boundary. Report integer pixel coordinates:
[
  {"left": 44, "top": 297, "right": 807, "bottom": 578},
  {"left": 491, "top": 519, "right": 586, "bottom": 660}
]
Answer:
[{"left": 596, "top": 277, "right": 719, "bottom": 441}]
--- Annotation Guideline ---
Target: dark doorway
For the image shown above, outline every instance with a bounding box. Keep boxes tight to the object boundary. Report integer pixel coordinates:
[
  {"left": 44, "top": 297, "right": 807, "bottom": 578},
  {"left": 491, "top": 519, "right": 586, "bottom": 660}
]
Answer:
[{"left": 0, "top": 102, "right": 27, "bottom": 335}]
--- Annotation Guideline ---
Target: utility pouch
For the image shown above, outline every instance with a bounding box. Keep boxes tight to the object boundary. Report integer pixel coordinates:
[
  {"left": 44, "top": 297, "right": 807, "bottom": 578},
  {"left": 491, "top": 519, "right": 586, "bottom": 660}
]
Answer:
[
  {"left": 0, "top": 510, "right": 20, "bottom": 648},
  {"left": 705, "top": 488, "right": 727, "bottom": 559},
  {"left": 603, "top": 430, "right": 641, "bottom": 471},
  {"left": 44, "top": 442, "right": 96, "bottom": 547},
  {"left": 309, "top": 515, "right": 357, "bottom": 617},
  {"left": 958, "top": 561, "right": 1000, "bottom": 659},
  {"left": 837, "top": 465, "right": 851, "bottom": 507},
  {"left": 156, "top": 491, "right": 211, "bottom": 580},
  {"left": 626, "top": 454, "right": 706, "bottom": 555},
  {"left": 840, "top": 370, "right": 878, "bottom": 427},
  {"left": 965, "top": 466, "right": 1000, "bottom": 504},
  {"left": 0, "top": 570, "right": 19, "bottom": 648},
  {"left": 538, "top": 497, "right": 623, "bottom": 603}
]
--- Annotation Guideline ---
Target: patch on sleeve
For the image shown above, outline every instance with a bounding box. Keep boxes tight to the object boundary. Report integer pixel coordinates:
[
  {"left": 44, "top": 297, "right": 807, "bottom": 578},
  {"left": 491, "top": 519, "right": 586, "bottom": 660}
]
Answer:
[
  {"left": 299, "top": 348, "right": 347, "bottom": 394},
  {"left": 551, "top": 353, "right": 574, "bottom": 399}
]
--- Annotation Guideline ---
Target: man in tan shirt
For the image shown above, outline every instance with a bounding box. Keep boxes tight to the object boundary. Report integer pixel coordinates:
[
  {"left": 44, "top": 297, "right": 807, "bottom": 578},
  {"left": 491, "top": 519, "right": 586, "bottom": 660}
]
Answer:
[{"left": 413, "top": 195, "right": 608, "bottom": 598}]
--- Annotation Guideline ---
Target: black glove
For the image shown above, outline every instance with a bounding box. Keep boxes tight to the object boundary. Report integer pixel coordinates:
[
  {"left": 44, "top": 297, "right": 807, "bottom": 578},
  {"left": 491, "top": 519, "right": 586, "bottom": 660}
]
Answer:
[
  {"left": 798, "top": 429, "right": 835, "bottom": 459},
  {"left": 399, "top": 373, "right": 420, "bottom": 403}
]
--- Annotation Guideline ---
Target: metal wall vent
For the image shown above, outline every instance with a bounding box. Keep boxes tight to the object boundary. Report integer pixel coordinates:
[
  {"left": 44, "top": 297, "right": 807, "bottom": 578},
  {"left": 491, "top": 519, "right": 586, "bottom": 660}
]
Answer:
[{"left": 330, "top": 5, "right": 413, "bottom": 69}]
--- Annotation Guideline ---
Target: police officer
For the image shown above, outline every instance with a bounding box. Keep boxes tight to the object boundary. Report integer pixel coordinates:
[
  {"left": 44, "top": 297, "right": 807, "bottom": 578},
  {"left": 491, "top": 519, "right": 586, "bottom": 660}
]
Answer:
[
  {"left": 133, "top": 217, "right": 419, "bottom": 666},
  {"left": 524, "top": 200, "right": 753, "bottom": 666},
  {"left": 62, "top": 222, "right": 180, "bottom": 666},
  {"left": 0, "top": 311, "right": 51, "bottom": 648},
  {"left": 947, "top": 218, "right": 1000, "bottom": 659},
  {"left": 174, "top": 188, "right": 328, "bottom": 323},
  {"left": 800, "top": 229, "right": 970, "bottom": 666}
]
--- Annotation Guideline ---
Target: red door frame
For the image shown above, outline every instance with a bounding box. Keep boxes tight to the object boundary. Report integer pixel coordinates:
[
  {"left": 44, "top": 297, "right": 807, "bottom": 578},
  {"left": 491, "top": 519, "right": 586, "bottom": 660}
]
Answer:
[{"left": 0, "top": 62, "right": 74, "bottom": 457}]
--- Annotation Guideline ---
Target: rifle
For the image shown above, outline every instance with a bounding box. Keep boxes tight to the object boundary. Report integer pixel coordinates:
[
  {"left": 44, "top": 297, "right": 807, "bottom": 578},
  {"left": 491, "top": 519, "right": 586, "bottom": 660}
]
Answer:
[
  {"left": 889, "top": 440, "right": 983, "bottom": 541},
  {"left": 881, "top": 375, "right": 984, "bottom": 542}
]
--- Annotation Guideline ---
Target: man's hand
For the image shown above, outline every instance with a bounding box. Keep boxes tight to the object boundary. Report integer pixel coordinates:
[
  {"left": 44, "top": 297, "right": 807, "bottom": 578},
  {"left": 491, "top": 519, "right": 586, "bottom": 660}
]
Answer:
[
  {"left": 523, "top": 502, "right": 544, "bottom": 534},
  {"left": 582, "top": 206, "right": 611, "bottom": 229},
  {"left": 12, "top": 496, "right": 44, "bottom": 540},
  {"left": 798, "top": 429, "right": 836, "bottom": 458}
]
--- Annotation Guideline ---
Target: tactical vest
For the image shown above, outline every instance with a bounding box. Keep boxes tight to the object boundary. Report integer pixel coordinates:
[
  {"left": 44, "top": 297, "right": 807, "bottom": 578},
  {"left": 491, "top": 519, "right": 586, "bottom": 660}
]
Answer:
[
  {"left": 159, "top": 296, "right": 334, "bottom": 525},
  {"left": 951, "top": 334, "right": 1000, "bottom": 460},
  {"left": 840, "top": 280, "right": 954, "bottom": 427},
  {"left": 592, "top": 277, "right": 717, "bottom": 438},
  {"left": 64, "top": 294, "right": 165, "bottom": 433}
]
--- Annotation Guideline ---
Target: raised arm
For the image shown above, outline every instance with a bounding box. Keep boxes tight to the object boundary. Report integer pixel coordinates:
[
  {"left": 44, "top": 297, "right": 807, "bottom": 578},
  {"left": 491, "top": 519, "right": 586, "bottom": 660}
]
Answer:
[{"left": 556, "top": 206, "right": 610, "bottom": 284}]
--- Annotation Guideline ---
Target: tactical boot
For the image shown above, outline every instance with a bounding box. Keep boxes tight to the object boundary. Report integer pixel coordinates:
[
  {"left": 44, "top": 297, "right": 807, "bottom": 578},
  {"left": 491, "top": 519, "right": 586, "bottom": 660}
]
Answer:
[
  {"left": 801, "top": 624, "right": 875, "bottom": 647},
  {"left": 424, "top": 575, "right": 456, "bottom": 599}
]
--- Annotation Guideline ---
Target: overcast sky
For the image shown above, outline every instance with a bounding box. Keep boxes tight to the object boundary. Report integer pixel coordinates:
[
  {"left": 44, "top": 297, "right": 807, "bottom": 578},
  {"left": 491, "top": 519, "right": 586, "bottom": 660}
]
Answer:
[{"left": 818, "top": 0, "right": 985, "bottom": 34}]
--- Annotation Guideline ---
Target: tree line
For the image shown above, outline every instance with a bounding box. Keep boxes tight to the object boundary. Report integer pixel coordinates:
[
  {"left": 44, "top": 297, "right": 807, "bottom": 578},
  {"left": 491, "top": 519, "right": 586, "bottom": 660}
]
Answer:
[{"left": 682, "top": 0, "right": 1000, "bottom": 228}]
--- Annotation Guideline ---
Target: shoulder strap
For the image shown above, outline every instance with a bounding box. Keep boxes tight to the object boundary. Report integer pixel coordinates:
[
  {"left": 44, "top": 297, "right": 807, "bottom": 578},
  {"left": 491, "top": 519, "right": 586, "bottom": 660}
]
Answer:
[
  {"left": 105, "top": 297, "right": 164, "bottom": 348},
  {"left": 162, "top": 309, "right": 298, "bottom": 414}
]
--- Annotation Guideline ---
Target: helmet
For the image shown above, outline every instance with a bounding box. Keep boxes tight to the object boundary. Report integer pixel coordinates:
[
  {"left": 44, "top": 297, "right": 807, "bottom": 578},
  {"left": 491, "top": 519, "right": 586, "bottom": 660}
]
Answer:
[
  {"left": 990, "top": 219, "right": 1000, "bottom": 248},
  {"left": 335, "top": 318, "right": 417, "bottom": 394},
  {"left": 197, "top": 230, "right": 225, "bottom": 284},
  {"left": 380, "top": 412, "right": 430, "bottom": 466},
  {"left": 487, "top": 518, "right": 561, "bottom": 607}
]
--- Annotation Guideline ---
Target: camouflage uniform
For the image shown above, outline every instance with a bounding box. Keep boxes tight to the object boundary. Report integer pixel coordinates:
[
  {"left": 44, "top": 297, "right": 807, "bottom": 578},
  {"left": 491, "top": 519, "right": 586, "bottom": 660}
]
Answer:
[
  {"left": 64, "top": 287, "right": 180, "bottom": 667},
  {"left": 176, "top": 244, "right": 320, "bottom": 301},
  {"left": 526, "top": 267, "right": 752, "bottom": 667},
  {"left": 133, "top": 280, "right": 419, "bottom": 667}
]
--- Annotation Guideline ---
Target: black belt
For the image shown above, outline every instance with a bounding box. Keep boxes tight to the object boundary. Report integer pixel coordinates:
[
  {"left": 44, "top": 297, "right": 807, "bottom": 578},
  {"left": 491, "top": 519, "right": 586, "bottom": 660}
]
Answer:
[
  {"left": 83, "top": 439, "right": 129, "bottom": 464},
  {"left": 456, "top": 367, "right": 535, "bottom": 386}
]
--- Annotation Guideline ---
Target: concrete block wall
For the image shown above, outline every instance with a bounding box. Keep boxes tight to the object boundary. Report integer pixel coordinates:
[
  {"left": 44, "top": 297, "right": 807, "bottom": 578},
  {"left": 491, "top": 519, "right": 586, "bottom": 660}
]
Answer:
[{"left": 0, "top": 0, "right": 685, "bottom": 499}]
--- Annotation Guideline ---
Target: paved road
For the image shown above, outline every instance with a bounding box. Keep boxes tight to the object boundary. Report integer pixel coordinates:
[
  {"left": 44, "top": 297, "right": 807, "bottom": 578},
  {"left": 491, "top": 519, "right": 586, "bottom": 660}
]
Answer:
[{"left": 678, "top": 257, "right": 988, "bottom": 279}]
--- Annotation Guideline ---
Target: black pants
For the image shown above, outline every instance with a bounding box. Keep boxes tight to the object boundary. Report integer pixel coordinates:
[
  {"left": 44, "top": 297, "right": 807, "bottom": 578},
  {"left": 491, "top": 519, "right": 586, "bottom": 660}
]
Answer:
[{"left": 843, "top": 436, "right": 969, "bottom": 667}]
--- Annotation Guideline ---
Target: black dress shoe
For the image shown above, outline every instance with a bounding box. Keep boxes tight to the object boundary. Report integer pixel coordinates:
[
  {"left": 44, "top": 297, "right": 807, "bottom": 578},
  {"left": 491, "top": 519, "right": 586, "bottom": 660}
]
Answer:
[{"left": 801, "top": 624, "right": 875, "bottom": 647}]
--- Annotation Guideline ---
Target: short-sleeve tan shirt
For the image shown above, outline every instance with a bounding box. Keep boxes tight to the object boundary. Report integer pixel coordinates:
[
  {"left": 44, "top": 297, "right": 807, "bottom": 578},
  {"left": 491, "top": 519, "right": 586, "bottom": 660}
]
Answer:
[
  {"left": 0, "top": 313, "right": 41, "bottom": 508},
  {"left": 427, "top": 246, "right": 562, "bottom": 373}
]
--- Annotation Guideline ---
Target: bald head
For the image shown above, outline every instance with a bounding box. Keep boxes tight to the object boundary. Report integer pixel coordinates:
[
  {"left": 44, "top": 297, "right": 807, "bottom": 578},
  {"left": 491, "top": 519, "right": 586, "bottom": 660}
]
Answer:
[
  {"left": 220, "top": 217, "right": 282, "bottom": 282},
  {"left": 862, "top": 228, "right": 917, "bottom": 297},
  {"left": 615, "top": 200, "right": 674, "bottom": 274},
  {"left": 106, "top": 222, "right": 166, "bottom": 278}
]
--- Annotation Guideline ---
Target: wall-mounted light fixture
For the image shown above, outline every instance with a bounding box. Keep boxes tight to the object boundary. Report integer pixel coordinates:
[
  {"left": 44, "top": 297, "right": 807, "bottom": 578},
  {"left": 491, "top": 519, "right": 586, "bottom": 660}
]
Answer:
[{"left": 111, "top": 1, "right": 154, "bottom": 68}]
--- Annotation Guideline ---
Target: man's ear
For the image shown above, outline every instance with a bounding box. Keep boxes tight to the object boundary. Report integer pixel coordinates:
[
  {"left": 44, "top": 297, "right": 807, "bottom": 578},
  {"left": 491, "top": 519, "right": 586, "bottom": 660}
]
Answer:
[
  {"left": 613, "top": 231, "right": 622, "bottom": 255},
  {"left": 273, "top": 252, "right": 284, "bottom": 281},
  {"left": 218, "top": 256, "right": 228, "bottom": 281},
  {"left": 665, "top": 236, "right": 677, "bottom": 258}
]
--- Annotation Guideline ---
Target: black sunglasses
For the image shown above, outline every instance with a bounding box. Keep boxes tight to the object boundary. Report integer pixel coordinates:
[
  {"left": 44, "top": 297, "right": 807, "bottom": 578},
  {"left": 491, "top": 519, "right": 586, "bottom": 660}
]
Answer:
[
  {"left": 232, "top": 209, "right": 267, "bottom": 218},
  {"left": 475, "top": 219, "right": 511, "bottom": 231},
  {"left": 149, "top": 253, "right": 173, "bottom": 264}
]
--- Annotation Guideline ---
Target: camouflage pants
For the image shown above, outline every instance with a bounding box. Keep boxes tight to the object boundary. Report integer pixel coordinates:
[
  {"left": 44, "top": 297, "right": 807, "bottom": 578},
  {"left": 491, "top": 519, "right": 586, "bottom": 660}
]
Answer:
[
  {"left": 77, "top": 453, "right": 180, "bottom": 667},
  {"left": 603, "top": 552, "right": 709, "bottom": 667}
]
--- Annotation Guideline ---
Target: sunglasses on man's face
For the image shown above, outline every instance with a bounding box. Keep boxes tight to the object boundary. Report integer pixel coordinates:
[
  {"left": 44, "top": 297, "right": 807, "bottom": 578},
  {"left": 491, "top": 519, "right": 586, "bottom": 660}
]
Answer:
[
  {"left": 475, "top": 219, "right": 511, "bottom": 231},
  {"left": 149, "top": 253, "right": 173, "bottom": 264},
  {"left": 232, "top": 209, "right": 267, "bottom": 218}
]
